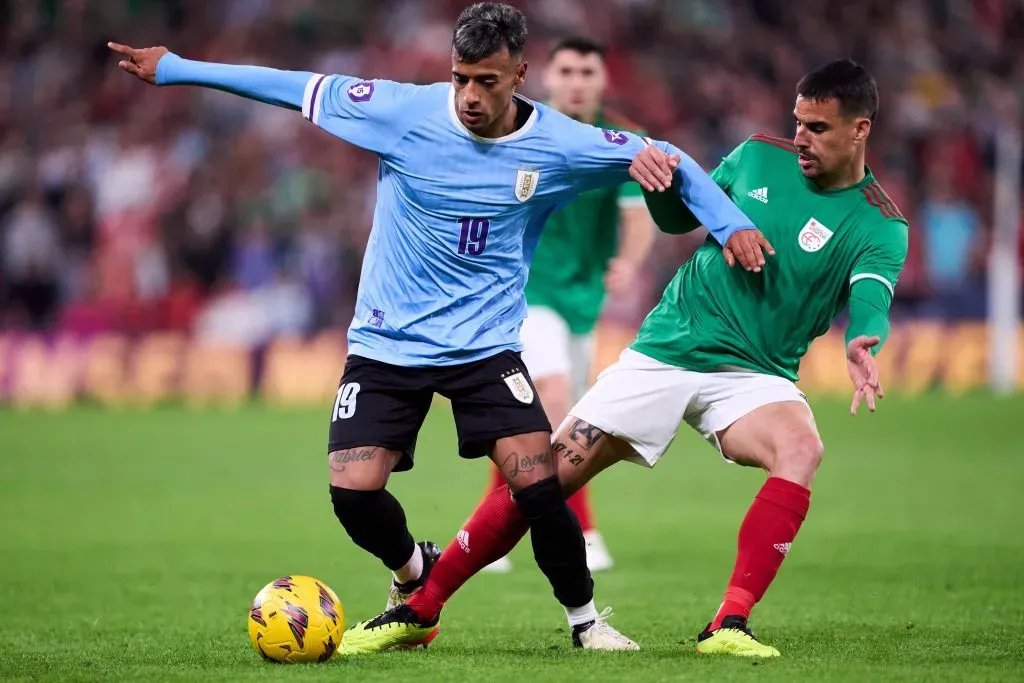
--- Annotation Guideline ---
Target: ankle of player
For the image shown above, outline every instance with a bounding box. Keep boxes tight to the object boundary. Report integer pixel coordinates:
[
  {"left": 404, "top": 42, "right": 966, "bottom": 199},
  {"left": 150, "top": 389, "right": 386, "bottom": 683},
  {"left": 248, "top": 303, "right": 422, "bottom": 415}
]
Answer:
[
  {"left": 564, "top": 599, "right": 598, "bottom": 627},
  {"left": 393, "top": 545, "right": 424, "bottom": 584}
]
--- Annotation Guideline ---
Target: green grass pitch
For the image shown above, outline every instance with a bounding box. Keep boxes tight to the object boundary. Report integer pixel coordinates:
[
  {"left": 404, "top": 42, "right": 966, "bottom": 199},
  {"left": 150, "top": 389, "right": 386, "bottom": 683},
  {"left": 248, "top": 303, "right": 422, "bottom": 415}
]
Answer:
[{"left": 1, "top": 395, "right": 1022, "bottom": 682}]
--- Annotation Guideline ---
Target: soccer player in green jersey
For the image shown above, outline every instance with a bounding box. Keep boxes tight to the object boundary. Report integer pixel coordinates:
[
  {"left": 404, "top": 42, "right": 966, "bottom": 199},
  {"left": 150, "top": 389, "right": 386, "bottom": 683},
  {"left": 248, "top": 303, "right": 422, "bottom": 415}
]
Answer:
[
  {"left": 386, "top": 58, "right": 905, "bottom": 657},
  {"left": 578, "top": 59, "right": 906, "bottom": 656},
  {"left": 481, "top": 36, "right": 654, "bottom": 575}
]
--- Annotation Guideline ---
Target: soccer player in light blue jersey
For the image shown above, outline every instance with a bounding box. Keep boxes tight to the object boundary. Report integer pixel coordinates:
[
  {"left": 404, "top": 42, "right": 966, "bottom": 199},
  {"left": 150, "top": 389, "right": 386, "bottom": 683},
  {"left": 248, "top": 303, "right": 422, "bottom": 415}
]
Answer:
[{"left": 110, "top": 2, "right": 769, "bottom": 652}]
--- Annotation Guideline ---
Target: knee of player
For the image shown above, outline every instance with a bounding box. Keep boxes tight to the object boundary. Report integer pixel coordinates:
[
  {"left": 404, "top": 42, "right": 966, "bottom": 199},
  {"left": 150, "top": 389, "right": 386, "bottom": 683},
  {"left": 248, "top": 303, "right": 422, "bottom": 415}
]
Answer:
[
  {"left": 511, "top": 475, "right": 564, "bottom": 521},
  {"left": 778, "top": 432, "right": 824, "bottom": 477},
  {"left": 328, "top": 449, "right": 390, "bottom": 490}
]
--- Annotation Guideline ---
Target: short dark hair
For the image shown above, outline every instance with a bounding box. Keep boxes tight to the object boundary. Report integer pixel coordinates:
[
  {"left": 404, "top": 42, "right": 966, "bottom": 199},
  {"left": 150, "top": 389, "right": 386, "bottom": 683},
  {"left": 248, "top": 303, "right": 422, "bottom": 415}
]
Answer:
[
  {"left": 796, "top": 59, "right": 878, "bottom": 122},
  {"left": 549, "top": 36, "right": 604, "bottom": 61},
  {"left": 452, "top": 2, "right": 528, "bottom": 63}
]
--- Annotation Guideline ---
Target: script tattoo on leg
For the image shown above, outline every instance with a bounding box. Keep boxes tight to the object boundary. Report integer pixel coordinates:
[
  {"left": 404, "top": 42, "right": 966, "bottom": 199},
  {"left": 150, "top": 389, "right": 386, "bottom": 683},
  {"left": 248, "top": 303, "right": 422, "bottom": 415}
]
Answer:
[
  {"left": 329, "top": 447, "right": 380, "bottom": 472},
  {"left": 502, "top": 450, "right": 551, "bottom": 480}
]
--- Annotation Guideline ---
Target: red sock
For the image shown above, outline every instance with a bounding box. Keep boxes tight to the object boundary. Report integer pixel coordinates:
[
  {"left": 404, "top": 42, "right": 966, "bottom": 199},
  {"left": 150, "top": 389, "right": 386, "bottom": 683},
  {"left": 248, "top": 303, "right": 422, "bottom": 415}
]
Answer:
[
  {"left": 566, "top": 485, "right": 594, "bottom": 532},
  {"left": 710, "top": 476, "right": 811, "bottom": 630},
  {"left": 407, "top": 484, "right": 529, "bottom": 621}
]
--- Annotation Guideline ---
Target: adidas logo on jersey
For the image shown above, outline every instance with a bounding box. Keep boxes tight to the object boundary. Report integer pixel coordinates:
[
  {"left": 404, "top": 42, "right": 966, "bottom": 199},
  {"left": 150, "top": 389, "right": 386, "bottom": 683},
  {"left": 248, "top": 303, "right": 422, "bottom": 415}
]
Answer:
[
  {"left": 773, "top": 542, "right": 792, "bottom": 556},
  {"left": 748, "top": 187, "right": 768, "bottom": 203},
  {"left": 457, "top": 529, "right": 470, "bottom": 553}
]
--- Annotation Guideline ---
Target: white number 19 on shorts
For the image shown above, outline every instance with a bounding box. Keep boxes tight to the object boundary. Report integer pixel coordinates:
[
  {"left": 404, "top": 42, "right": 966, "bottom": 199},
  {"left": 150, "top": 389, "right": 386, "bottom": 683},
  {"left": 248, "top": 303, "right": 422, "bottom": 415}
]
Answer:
[{"left": 332, "top": 382, "right": 361, "bottom": 421}]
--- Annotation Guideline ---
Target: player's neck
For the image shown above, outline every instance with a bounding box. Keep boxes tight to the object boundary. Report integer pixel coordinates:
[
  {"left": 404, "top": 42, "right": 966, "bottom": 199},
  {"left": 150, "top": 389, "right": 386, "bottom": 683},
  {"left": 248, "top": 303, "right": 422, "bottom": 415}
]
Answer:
[
  {"left": 814, "top": 154, "right": 867, "bottom": 191},
  {"left": 485, "top": 98, "right": 522, "bottom": 139}
]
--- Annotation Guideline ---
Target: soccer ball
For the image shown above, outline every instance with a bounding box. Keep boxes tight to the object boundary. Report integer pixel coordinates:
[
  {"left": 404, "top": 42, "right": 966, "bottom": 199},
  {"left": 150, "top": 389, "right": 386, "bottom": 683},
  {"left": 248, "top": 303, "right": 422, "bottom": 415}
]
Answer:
[{"left": 247, "top": 575, "right": 344, "bottom": 663}]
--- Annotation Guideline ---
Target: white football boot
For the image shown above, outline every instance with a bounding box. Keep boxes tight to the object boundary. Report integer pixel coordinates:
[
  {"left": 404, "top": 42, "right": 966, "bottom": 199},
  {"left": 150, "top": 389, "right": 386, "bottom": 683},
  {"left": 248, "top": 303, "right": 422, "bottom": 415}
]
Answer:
[{"left": 571, "top": 607, "right": 639, "bottom": 651}]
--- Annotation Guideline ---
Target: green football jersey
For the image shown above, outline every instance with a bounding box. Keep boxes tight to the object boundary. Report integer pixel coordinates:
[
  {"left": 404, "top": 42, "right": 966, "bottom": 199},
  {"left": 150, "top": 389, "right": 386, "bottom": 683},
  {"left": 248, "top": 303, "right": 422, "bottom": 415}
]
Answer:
[
  {"left": 632, "top": 134, "right": 909, "bottom": 381},
  {"left": 524, "top": 111, "right": 646, "bottom": 335}
]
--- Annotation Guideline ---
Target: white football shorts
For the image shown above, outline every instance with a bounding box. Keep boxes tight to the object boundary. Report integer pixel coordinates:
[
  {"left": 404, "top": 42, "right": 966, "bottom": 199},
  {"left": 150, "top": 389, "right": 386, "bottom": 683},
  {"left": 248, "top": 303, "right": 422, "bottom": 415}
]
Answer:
[
  {"left": 569, "top": 347, "right": 808, "bottom": 467},
  {"left": 519, "top": 305, "right": 593, "bottom": 400}
]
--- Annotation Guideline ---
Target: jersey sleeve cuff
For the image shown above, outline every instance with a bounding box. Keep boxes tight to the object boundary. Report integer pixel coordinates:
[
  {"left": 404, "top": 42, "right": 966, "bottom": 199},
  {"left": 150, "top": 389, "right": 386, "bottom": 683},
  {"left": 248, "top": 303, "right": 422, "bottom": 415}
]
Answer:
[
  {"left": 849, "top": 273, "right": 894, "bottom": 296},
  {"left": 302, "top": 73, "right": 330, "bottom": 124}
]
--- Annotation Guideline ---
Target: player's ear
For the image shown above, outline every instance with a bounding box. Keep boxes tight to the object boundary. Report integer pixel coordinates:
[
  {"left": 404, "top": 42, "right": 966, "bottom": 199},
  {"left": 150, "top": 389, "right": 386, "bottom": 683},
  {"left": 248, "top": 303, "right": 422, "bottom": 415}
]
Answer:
[
  {"left": 854, "top": 117, "right": 871, "bottom": 143},
  {"left": 515, "top": 60, "right": 528, "bottom": 87}
]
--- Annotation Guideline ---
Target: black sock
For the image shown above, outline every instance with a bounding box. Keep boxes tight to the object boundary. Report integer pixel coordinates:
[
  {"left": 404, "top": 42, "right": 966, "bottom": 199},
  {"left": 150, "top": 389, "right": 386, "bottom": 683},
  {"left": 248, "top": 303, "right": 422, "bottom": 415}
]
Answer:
[
  {"left": 513, "top": 475, "right": 593, "bottom": 608},
  {"left": 329, "top": 485, "right": 415, "bottom": 571}
]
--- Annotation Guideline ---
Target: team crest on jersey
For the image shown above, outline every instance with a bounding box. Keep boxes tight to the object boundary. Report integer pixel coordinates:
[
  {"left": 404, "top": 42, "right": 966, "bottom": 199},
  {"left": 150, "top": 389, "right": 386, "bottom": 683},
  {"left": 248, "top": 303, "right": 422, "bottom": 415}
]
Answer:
[
  {"left": 501, "top": 370, "right": 535, "bottom": 403},
  {"left": 515, "top": 167, "right": 541, "bottom": 202},
  {"left": 797, "top": 217, "right": 834, "bottom": 252}
]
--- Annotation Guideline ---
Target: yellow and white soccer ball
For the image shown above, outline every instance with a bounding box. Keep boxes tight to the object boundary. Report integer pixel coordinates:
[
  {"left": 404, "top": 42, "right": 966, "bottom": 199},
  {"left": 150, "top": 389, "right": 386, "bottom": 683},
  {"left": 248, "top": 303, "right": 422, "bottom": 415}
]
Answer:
[{"left": 247, "top": 575, "right": 344, "bottom": 663}]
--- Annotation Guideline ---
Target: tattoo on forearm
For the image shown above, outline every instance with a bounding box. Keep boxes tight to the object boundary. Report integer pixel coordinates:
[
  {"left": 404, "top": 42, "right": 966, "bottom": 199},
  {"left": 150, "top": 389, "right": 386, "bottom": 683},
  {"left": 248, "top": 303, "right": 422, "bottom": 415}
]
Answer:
[
  {"left": 329, "top": 447, "right": 379, "bottom": 472},
  {"left": 501, "top": 450, "right": 550, "bottom": 479},
  {"left": 568, "top": 419, "right": 604, "bottom": 450},
  {"left": 552, "top": 440, "right": 585, "bottom": 467}
]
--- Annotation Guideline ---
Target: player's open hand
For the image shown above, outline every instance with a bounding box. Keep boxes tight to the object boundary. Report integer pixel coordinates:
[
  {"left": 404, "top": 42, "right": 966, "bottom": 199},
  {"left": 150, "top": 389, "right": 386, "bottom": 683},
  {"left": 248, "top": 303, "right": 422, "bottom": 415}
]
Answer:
[
  {"left": 723, "top": 230, "right": 775, "bottom": 272},
  {"left": 630, "top": 146, "right": 681, "bottom": 192},
  {"left": 108, "top": 42, "right": 168, "bottom": 84},
  {"left": 847, "top": 335, "right": 884, "bottom": 415}
]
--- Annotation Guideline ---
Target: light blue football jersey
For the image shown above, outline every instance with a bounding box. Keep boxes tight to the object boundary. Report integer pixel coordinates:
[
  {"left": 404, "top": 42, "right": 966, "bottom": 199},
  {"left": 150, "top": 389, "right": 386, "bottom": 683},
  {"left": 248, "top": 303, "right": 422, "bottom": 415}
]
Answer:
[
  {"left": 302, "top": 74, "right": 753, "bottom": 366},
  {"left": 154, "top": 55, "right": 755, "bottom": 367}
]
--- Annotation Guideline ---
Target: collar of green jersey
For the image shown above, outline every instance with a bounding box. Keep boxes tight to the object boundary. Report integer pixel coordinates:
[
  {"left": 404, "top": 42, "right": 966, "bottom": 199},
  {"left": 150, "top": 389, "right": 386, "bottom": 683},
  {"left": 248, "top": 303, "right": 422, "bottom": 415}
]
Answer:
[{"left": 800, "top": 164, "right": 876, "bottom": 194}]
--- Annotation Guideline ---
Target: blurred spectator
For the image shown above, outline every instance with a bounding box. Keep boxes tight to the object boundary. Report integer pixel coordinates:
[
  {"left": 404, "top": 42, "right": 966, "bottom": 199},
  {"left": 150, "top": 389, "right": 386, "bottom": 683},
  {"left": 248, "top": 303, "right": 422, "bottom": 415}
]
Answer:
[
  {"left": 232, "top": 216, "right": 278, "bottom": 292},
  {"left": 295, "top": 202, "right": 345, "bottom": 328},
  {"left": 2, "top": 186, "right": 62, "bottom": 328},
  {"left": 58, "top": 185, "right": 97, "bottom": 303},
  {"left": 918, "top": 166, "right": 987, "bottom": 319}
]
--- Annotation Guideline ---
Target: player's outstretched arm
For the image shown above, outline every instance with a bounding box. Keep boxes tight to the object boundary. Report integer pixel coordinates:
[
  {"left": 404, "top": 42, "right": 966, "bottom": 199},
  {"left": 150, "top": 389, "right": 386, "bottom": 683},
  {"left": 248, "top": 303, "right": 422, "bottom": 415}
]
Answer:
[
  {"left": 632, "top": 158, "right": 703, "bottom": 235},
  {"left": 630, "top": 145, "right": 774, "bottom": 272},
  {"left": 109, "top": 43, "right": 312, "bottom": 110},
  {"left": 845, "top": 280, "right": 892, "bottom": 415},
  {"left": 560, "top": 123, "right": 757, "bottom": 250},
  {"left": 109, "top": 43, "right": 424, "bottom": 156},
  {"left": 846, "top": 221, "right": 907, "bottom": 415},
  {"left": 647, "top": 140, "right": 755, "bottom": 247}
]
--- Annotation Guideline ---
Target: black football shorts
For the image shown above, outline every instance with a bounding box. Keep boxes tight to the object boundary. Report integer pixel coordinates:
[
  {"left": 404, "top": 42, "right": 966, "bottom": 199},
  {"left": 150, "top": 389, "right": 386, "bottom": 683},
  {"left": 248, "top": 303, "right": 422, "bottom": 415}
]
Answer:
[{"left": 326, "top": 350, "right": 550, "bottom": 472}]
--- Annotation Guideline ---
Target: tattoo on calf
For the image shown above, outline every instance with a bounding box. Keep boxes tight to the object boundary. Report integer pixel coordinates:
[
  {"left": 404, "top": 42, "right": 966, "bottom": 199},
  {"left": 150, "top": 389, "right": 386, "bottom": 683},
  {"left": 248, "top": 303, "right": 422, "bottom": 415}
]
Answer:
[
  {"left": 501, "top": 450, "right": 551, "bottom": 479},
  {"left": 568, "top": 419, "right": 605, "bottom": 450},
  {"left": 329, "top": 447, "right": 379, "bottom": 472}
]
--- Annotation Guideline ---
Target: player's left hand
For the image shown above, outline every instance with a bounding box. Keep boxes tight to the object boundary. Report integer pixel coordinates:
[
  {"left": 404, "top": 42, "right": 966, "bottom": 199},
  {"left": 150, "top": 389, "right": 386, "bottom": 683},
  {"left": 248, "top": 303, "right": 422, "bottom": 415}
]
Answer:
[
  {"left": 847, "top": 335, "right": 883, "bottom": 415},
  {"left": 723, "top": 230, "right": 775, "bottom": 273},
  {"left": 604, "top": 257, "right": 638, "bottom": 296}
]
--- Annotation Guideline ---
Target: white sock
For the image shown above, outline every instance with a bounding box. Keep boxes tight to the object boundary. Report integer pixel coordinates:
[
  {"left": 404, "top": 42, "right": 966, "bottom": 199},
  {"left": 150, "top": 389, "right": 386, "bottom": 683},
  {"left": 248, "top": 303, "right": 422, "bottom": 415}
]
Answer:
[
  {"left": 393, "top": 545, "right": 423, "bottom": 584},
  {"left": 564, "top": 599, "right": 599, "bottom": 627}
]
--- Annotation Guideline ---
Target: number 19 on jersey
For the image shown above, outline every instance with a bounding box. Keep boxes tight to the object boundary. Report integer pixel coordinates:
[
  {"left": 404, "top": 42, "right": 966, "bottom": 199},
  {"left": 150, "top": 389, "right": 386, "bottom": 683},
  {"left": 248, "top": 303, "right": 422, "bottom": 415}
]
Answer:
[{"left": 457, "top": 218, "right": 490, "bottom": 256}]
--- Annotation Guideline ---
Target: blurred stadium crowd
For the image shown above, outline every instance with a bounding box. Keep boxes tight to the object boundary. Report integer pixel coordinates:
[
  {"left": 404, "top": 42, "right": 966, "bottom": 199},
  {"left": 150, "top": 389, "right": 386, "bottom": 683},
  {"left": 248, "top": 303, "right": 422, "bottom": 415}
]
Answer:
[{"left": 1, "top": 0, "right": 1022, "bottom": 344}]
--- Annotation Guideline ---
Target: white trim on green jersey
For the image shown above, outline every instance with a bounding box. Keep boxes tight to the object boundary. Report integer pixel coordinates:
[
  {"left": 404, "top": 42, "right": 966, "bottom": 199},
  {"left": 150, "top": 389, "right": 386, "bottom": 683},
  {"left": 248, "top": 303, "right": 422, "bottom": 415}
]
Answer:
[{"left": 849, "top": 272, "right": 894, "bottom": 296}]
